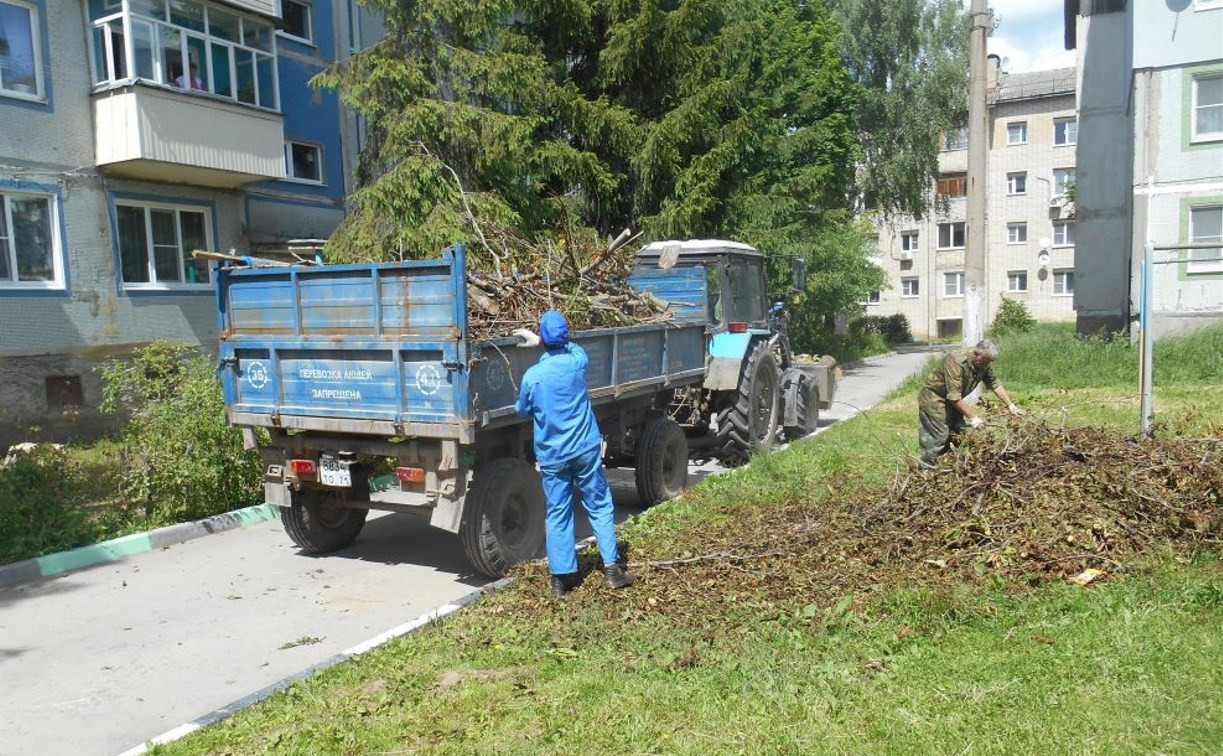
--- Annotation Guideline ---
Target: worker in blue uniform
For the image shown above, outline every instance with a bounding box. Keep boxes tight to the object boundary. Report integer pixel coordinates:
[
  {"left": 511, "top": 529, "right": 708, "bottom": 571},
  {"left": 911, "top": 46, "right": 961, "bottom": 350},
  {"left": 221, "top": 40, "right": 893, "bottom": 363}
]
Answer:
[{"left": 515, "top": 310, "right": 638, "bottom": 596}]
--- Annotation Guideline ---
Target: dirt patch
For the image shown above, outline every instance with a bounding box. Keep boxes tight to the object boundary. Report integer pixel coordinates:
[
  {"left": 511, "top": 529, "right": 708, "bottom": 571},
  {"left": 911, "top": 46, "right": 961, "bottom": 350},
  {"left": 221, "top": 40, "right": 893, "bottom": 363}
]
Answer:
[
  {"left": 435, "top": 666, "right": 527, "bottom": 691},
  {"left": 500, "top": 421, "right": 1221, "bottom": 626}
]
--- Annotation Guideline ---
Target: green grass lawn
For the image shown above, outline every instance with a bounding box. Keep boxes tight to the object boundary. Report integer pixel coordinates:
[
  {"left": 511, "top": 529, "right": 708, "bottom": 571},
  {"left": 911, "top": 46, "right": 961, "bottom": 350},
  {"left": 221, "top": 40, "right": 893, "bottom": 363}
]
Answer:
[{"left": 154, "top": 323, "right": 1222, "bottom": 755}]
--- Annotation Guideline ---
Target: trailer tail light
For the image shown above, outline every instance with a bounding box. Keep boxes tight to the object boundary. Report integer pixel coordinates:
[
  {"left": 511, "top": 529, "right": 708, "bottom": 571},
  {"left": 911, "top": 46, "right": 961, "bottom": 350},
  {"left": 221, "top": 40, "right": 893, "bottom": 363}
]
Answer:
[
  {"left": 396, "top": 466, "right": 426, "bottom": 484},
  {"left": 289, "top": 459, "right": 317, "bottom": 476},
  {"left": 728, "top": 322, "right": 748, "bottom": 333}
]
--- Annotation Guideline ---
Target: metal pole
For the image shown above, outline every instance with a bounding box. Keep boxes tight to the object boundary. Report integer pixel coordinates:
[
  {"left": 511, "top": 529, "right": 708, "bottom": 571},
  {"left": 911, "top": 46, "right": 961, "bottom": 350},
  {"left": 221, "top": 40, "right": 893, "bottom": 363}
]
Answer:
[
  {"left": 963, "top": 0, "right": 990, "bottom": 346},
  {"left": 1139, "top": 241, "right": 1154, "bottom": 437}
]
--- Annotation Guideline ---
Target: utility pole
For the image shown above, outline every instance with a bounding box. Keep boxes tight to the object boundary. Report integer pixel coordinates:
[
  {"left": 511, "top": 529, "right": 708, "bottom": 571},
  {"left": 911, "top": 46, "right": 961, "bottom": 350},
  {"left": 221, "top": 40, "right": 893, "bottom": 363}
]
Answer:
[{"left": 963, "top": 0, "right": 990, "bottom": 346}]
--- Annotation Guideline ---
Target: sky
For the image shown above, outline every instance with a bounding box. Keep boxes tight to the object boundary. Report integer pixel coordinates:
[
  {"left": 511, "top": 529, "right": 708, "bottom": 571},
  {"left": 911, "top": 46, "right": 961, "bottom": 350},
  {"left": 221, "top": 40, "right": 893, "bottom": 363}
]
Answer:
[{"left": 969, "top": 0, "right": 1077, "bottom": 74}]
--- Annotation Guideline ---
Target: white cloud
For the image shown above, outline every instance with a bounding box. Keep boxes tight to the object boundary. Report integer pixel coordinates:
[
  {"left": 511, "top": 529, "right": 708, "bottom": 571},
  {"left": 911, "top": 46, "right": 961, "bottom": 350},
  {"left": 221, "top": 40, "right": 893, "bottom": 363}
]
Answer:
[{"left": 964, "top": 0, "right": 1077, "bottom": 73}]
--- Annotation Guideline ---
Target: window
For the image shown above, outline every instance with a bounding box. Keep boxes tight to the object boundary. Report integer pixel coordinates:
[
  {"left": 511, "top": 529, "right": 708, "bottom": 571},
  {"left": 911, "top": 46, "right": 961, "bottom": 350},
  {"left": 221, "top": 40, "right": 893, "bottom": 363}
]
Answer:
[
  {"left": 1007, "top": 270, "right": 1028, "bottom": 292},
  {"left": 943, "top": 271, "right": 964, "bottom": 298},
  {"left": 1188, "top": 205, "right": 1222, "bottom": 274},
  {"left": 901, "top": 231, "right": 919, "bottom": 252},
  {"left": 279, "top": 0, "right": 312, "bottom": 43},
  {"left": 115, "top": 201, "right": 211, "bottom": 287},
  {"left": 0, "top": 191, "right": 60, "bottom": 287},
  {"left": 862, "top": 290, "right": 881, "bottom": 305},
  {"left": 901, "top": 277, "right": 919, "bottom": 297},
  {"left": 1053, "top": 221, "right": 1075, "bottom": 247},
  {"left": 1007, "top": 222, "right": 1028, "bottom": 244},
  {"left": 1007, "top": 121, "right": 1027, "bottom": 145},
  {"left": 88, "top": 0, "right": 279, "bottom": 109},
  {"left": 285, "top": 141, "right": 322, "bottom": 183},
  {"left": 937, "top": 318, "right": 962, "bottom": 340},
  {"left": 1054, "top": 117, "right": 1077, "bottom": 146},
  {"left": 938, "top": 222, "right": 965, "bottom": 249},
  {"left": 0, "top": 0, "right": 44, "bottom": 100},
  {"left": 1192, "top": 74, "right": 1223, "bottom": 141},
  {"left": 1054, "top": 168, "right": 1076, "bottom": 196},
  {"left": 1053, "top": 269, "right": 1074, "bottom": 296},
  {"left": 937, "top": 173, "right": 968, "bottom": 198},
  {"left": 942, "top": 127, "right": 969, "bottom": 151},
  {"left": 1007, "top": 172, "right": 1027, "bottom": 195}
]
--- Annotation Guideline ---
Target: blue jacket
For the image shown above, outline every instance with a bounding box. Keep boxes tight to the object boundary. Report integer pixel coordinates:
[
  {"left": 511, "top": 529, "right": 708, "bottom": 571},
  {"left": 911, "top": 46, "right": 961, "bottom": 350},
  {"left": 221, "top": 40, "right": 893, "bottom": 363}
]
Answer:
[{"left": 515, "top": 342, "right": 602, "bottom": 465}]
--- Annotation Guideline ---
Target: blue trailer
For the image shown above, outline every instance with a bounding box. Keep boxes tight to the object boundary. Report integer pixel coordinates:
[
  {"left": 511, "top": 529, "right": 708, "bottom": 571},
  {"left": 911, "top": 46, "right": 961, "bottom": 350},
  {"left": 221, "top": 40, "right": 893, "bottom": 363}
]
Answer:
[{"left": 215, "top": 244, "right": 710, "bottom": 577}]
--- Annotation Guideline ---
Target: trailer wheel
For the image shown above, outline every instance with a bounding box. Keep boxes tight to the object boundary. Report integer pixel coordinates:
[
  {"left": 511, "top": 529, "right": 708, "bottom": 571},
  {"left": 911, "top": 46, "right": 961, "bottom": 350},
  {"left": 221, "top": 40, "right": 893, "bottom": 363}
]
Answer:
[
  {"left": 781, "top": 367, "right": 820, "bottom": 442},
  {"left": 634, "top": 418, "right": 688, "bottom": 507},
  {"left": 281, "top": 486, "right": 369, "bottom": 553},
  {"left": 714, "top": 341, "right": 780, "bottom": 466},
  {"left": 460, "top": 458, "right": 547, "bottom": 578}
]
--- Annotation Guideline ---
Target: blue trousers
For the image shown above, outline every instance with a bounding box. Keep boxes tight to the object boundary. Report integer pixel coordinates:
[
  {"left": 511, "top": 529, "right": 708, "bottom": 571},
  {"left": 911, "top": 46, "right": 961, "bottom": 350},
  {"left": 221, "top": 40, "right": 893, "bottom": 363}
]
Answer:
[{"left": 538, "top": 446, "right": 619, "bottom": 575}]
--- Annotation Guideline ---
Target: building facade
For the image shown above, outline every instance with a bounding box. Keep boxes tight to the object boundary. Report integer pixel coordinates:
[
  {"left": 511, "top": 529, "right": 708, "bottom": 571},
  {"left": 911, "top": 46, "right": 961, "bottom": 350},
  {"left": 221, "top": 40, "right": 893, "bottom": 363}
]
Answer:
[
  {"left": 0, "top": 0, "right": 382, "bottom": 448},
  {"left": 872, "top": 63, "right": 1078, "bottom": 341},
  {"left": 1065, "top": 0, "right": 1222, "bottom": 335}
]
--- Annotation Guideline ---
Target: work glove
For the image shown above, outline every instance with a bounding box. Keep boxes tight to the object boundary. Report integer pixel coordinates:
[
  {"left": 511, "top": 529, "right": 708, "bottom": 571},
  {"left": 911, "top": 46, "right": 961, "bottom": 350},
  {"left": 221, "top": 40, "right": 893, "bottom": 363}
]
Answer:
[
  {"left": 512, "top": 328, "right": 541, "bottom": 348},
  {"left": 1008, "top": 404, "right": 1026, "bottom": 417},
  {"left": 969, "top": 416, "right": 986, "bottom": 429}
]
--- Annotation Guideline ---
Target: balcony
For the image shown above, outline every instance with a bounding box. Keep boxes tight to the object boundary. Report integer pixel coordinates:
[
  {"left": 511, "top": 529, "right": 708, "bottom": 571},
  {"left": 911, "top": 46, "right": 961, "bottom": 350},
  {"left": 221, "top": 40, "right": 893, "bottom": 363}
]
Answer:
[{"left": 93, "top": 84, "right": 285, "bottom": 188}]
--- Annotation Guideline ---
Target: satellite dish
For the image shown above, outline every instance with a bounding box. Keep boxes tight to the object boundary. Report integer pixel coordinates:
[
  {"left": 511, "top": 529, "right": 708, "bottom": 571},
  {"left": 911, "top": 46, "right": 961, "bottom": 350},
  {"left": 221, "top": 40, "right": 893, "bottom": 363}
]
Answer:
[
  {"left": 1037, "top": 252, "right": 1051, "bottom": 269},
  {"left": 1038, "top": 237, "right": 1051, "bottom": 250}
]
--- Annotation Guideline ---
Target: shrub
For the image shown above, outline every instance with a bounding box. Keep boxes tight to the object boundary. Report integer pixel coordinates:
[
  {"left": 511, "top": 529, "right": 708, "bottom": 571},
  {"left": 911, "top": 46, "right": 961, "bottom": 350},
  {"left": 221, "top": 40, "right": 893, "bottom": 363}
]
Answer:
[
  {"left": 100, "top": 342, "right": 261, "bottom": 523},
  {"left": 991, "top": 296, "right": 1036, "bottom": 335},
  {"left": 0, "top": 445, "right": 95, "bottom": 562},
  {"left": 848, "top": 314, "right": 912, "bottom": 345}
]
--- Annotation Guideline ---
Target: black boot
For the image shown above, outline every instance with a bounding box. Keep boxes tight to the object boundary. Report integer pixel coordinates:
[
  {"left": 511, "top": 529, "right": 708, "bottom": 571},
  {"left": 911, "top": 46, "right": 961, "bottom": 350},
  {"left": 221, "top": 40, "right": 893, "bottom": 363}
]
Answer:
[
  {"left": 551, "top": 573, "right": 579, "bottom": 596},
  {"left": 603, "top": 564, "right": 637, "bottom": 589}
]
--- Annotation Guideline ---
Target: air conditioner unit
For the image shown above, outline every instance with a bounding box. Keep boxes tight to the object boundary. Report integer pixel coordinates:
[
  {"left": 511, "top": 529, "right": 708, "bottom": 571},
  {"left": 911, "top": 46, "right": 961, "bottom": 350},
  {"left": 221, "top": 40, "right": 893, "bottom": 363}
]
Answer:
[
  {"left": 1049, "top": 194, "right": 1067, "bottom": 208},
  {"left": 899, "top": 249, "right": 914, "bottom": 261}
]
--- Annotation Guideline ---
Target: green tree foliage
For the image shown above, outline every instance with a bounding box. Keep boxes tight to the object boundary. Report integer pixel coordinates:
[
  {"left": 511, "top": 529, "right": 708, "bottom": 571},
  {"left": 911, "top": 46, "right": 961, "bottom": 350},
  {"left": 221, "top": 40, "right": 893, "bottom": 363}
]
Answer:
[
  {"left": 318, "top": 1, "right": 861, "bottom": 253},
  {"left": 827, "top": 0, "right": 969, "bottom": 219}
]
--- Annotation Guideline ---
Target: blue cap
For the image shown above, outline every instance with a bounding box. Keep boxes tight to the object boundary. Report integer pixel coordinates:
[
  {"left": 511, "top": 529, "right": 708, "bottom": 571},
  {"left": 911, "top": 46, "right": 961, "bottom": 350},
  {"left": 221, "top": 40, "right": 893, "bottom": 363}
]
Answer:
[{"left": 539, "top": 310, "right": 569, "bottom": 348}]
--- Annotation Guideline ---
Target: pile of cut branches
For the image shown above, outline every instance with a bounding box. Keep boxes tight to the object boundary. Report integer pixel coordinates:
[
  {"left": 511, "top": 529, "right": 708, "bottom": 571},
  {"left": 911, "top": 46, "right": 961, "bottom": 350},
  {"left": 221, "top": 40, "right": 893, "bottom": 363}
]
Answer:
[
  {"left": 463, "top": 226, "right": 674, "bottom": 341},
  {"left": 494, "top": 421, "right": 1221, "bottom": 627}
]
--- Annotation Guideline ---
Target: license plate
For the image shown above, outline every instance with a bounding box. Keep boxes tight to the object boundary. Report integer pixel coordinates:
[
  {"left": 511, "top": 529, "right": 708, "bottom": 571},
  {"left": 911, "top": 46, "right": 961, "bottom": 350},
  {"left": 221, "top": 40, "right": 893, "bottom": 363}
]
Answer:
[{"left": 320, "top": 457, "right": 352, "bottom": 488}]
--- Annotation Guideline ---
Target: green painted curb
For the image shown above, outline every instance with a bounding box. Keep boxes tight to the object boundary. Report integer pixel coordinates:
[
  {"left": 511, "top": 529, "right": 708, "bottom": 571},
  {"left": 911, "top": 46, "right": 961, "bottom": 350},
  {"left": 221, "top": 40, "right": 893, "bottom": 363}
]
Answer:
[
  {"left": 37, "top": 532, "right": 153, "bottom": 577},
  {"left": 5, "top": 503, "right": 282, "bottom": 584}
]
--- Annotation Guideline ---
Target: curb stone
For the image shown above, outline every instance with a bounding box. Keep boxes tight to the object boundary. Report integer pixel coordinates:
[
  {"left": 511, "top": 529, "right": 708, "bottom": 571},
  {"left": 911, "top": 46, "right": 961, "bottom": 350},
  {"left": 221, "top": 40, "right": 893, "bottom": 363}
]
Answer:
[{"left": 0, "top": 503, "right": 280, "bottom": 590}]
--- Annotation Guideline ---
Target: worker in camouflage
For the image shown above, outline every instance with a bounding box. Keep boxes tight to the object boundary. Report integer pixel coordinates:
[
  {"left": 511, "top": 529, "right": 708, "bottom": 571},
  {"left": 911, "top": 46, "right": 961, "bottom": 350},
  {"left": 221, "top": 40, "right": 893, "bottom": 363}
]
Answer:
[{"left": 918, "top": 339, "right": 1025, "bottom": 467}]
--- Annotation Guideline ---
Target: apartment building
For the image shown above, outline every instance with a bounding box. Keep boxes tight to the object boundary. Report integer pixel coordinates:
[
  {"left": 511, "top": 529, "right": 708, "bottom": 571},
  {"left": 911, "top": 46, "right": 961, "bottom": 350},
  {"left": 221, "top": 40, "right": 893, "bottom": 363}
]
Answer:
[
  {"left": 1065, "top": 0, "right": 1222, "bottom": 336},
  {"left": 0, "top": 0, "right": 382, "bottom": 447},
  {"left": 872, "top": 63, "right": 1078, "bottom": 341}
]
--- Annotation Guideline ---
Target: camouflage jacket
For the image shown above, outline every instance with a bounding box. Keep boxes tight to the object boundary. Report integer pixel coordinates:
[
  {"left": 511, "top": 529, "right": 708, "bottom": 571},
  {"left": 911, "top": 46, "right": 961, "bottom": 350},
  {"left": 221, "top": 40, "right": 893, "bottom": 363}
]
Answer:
[{"left": 920, "top": 351, "right": 998, "bottom": 403}]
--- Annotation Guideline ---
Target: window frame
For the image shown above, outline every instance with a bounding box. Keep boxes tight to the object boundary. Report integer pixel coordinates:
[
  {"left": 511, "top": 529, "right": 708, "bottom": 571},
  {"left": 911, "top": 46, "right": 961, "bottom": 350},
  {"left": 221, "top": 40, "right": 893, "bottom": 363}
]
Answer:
[
  {"left": 283, "top": 140, "right": 324, "bottom": 184},
  {"left": 1006, "top": 171, "right": 1028, "bottom": 196},
  {"left": 1007, "top": 270, "right": 1028, "bottom": 293},
  {"left": 0, "top": 188, "right": 64, "bottom": 290},
  {"left": 1053, "top": 168, "right": 1076, "bottom": 196},
  {"left": 1054, "top": 116, "right": 1078, "bottom": 146},
  {"left": 1007, "top": 222, "right": 1028, "bottom": 244},
  {"left": 1187, "top": 204, "right": 1223, "bottom": 274},
  {"left": 1053, "top": 269, "right": 1075, "bottom": 296},
  {"left": 943, "top": 271, "right": 964, "bottom": 298},
  {"left": 1053, "top": 221, "right": 1075, "bottom": 247},
  {"left": 1006, "top": 121, "right": 1028, "bottom": 145},
  {"left": 901, "top": 277, "right": 920, "bottom": 298},
  {"left": 0, "top": 0, "right": 46, "bottom": 102},
  {"left": 86, "top": 0, "right": 280, "bottom": 111},
  {"left": 1191, "top": 73, "right": 1223, "bottom": 143},
  {"left": 114, "top": 199, "right": 214, "bottom": 290},
  {"left": 900, "top": 231, "right": 919, "bottom": 252},
  {"left": 937, "top": 222, "right": 966, "bottom": 250},
  {"left": 277, "top": 0, "right": 313, "bottom": 45},
  {"left": 937, "top": 173, "right": 968, "bottom": 198}
]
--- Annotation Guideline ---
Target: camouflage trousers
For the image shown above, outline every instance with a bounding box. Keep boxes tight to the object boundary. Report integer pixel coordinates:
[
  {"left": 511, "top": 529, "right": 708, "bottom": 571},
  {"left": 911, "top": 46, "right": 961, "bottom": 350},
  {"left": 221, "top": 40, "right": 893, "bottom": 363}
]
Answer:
[{"left": 918, "top": 388, "right": 966, "bottom": 466}]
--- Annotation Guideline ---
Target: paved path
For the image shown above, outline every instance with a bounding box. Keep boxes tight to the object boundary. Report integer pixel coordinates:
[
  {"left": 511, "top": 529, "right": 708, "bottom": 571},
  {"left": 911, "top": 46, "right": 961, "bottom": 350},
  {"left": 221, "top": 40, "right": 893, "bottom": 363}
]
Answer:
[{"left": 0, "top": 346, "right": 937, "bottom": 756}]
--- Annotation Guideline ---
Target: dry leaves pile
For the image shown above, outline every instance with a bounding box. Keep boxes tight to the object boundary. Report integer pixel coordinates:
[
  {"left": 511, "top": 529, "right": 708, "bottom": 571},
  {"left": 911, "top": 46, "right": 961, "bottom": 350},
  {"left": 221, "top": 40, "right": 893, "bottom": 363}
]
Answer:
[{"left": 500, "top": 421, "right": 1221, "bottom": 626}]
